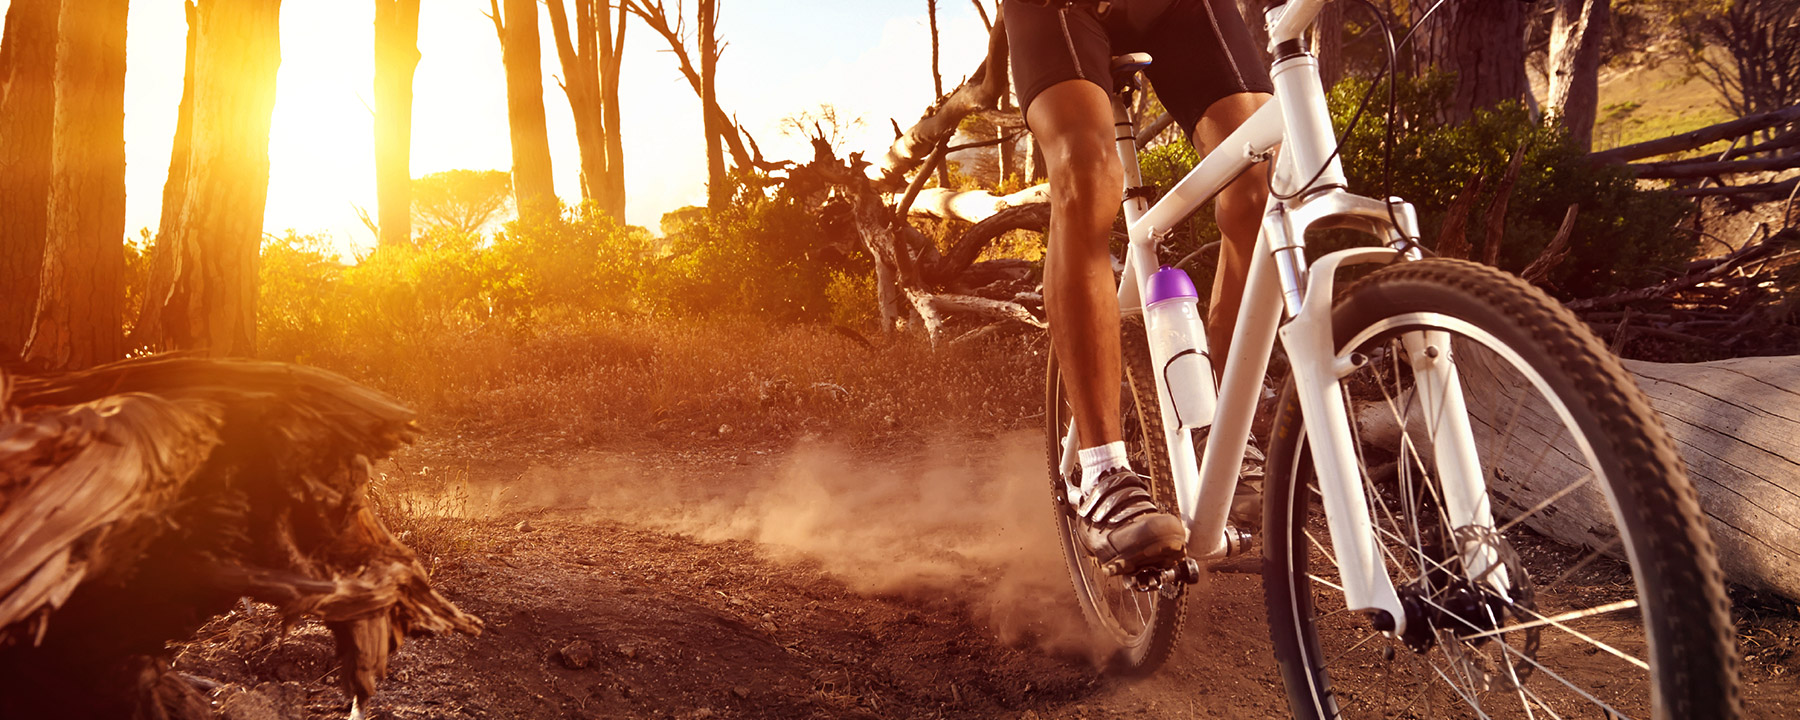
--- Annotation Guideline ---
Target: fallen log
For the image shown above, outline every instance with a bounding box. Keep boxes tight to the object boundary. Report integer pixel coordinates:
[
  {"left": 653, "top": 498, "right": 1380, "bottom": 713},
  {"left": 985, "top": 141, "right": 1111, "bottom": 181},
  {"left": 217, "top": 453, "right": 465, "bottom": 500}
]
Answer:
[
  {"left": 1626, "top": 152, "right": 1800, "bottom": 179},
  {"left": 1437, "top": 350, "right": 1800, "bottom": 601},
  {"left": 1589, "top": 103, "right": 1800, "bottom": 164},
  {"left": 0, "top": 356, "right": 481, "bottom": 719}
]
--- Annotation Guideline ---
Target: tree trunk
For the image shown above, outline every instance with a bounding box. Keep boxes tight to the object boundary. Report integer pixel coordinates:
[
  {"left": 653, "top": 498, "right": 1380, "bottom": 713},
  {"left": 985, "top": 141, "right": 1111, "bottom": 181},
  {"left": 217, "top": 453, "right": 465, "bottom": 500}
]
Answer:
[
  {"left": 25, "top": 0, "right": 128, "bottom": 371},
  {"left": 1447, "top": 0, "right": 1528, "bottom": 123},
  {"left": 492, "top": 0, "right": 557, "bottom": 222},
  {"left": 128, "top": 1, "right": 197, "bottom": 353},
  {"left": 0, "top": 0, "right": 59, "bottom": 362},
  {"left": 545, "top": 0, "right": 624, "bottom": 222},
  {"left": 598, "top": 0, "right": 628, "bottom": 222},
  {"left": 1406, "top": 0, "right": 1456, "bottom": 77},
  {"left": 1546, "top": 0, "right": 1610, "bottom": 151},
  {"left": 929, "top": 0, "right": 951, "bottom": 188},
  {"left": 136, "top": 0, "right": 282, "bottom": 357},
  {"left": 699, "top": 0, "right": 724, "bottom": 209},
  {"left": 1313, "top": 0, "right": 1343, "bottom": 90},
  {"left": 623, "top": 0, "right": 752, "bottom": 175},
  {"left": 1388, "top": 350, "right": 1800, "bottom": 601},
  {"left": 373, "top": 0, "right": 421, "bottom": 247}
]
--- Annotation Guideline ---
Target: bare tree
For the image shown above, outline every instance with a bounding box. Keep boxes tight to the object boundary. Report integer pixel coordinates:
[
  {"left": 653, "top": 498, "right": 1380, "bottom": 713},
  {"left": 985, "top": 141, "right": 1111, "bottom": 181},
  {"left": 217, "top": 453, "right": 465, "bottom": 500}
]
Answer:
[
  {"left": 488, "top": 0, "right": 558, "bottom": 222},
  {"left": 546, "top": 0, "right": 629, "bottom": 221},
  {"left": 1677, "top": 0, "right": 1800, "bottom": 123},
  {"left": 625, "top": 1, "right": 756, "bottom": 180},
  {"left": 780, "top": 104, "right": 865, "bottom": 152},
  {"left": 134, "top": 0, "right": 283, "bottom": 357},
  {"left": 1547, "top": 0, "right": 1611, "bottom": 150},
  {"left": 374, "top": 0, "right": 422, "bottom": 247},
  {"left": 698, "top": 0, "right": 724, "bottom": 208},
  {"left": 929, "top": 0, "right": 950, "bottom": 186},
  {"left": 26, "top": 0, "right": 128, "bottom": 371},
  {"left": 0, "top": 0, "right": 58, "bottom": 360}
]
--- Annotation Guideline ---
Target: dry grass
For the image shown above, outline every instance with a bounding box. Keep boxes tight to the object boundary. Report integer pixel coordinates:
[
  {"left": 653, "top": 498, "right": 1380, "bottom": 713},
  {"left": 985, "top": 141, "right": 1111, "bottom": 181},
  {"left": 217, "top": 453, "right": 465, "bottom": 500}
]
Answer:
[{"left": 453, "top": 320, "right": 1046, "bottom": 447}]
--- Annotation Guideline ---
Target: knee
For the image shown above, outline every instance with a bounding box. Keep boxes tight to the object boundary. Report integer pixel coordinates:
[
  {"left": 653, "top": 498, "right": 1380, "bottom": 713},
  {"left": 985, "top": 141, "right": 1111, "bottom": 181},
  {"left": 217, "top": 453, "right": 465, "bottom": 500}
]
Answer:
[{"left": 1046, "top": 139, "right": 1123, "bottom": 214}]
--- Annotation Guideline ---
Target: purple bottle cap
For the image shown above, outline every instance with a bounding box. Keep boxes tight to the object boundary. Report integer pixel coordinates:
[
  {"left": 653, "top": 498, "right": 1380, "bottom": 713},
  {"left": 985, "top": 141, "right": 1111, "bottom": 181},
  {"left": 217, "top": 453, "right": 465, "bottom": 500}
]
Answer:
[{"left": 1144, "top": 266, "right": 1198, "bottom": 306}]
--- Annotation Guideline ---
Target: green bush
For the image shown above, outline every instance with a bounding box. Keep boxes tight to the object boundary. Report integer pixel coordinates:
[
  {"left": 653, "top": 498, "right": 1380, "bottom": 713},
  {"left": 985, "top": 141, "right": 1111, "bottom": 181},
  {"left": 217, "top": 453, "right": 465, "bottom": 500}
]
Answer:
[
  {"left": 1127, "top": 75, "right": 1696, "bottom": 298},
  {"left": 645, "top": 172, "right": 862, "bottom": 323},
  {"left": 1330, "top": 74, "right": 1694, "bottom": 297}
]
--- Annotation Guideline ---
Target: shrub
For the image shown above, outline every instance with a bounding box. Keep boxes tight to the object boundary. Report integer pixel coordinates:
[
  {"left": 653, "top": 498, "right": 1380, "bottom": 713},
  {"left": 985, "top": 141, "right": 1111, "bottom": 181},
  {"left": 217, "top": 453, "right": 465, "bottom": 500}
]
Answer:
[
  {"left": 644, "top": 172, "right": 863, "bottom": 323},
  {"left": 1330, "top": 74, "right": 1695, "bottom": 297},
  {"left": 1126, "top": 74, "right": 1696, "bottom": 298}
]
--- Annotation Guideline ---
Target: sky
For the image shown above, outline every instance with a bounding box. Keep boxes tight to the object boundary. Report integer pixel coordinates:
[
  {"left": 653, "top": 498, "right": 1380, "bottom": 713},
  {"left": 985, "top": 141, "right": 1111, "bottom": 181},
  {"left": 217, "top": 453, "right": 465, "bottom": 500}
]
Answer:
[{"left": 0, "top": 0, "right": 989, "bottom": 254}]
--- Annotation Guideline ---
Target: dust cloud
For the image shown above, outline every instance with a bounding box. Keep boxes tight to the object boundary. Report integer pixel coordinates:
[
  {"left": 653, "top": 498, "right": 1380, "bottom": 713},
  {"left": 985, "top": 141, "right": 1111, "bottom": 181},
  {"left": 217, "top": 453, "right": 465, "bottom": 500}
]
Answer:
[{"left": 464, "top": 431, "right": 1103, "bottom": 658}]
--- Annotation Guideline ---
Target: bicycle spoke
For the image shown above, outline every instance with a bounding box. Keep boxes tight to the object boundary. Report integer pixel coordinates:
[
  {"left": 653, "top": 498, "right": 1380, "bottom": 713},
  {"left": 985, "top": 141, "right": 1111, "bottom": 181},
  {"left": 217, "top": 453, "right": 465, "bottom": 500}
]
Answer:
[
  {"left": 1494, "top": 638, "right": 1641, "bottom": 719},
  {"left": 1457, "top": 599, "right": 1639, "bottom": 642}
]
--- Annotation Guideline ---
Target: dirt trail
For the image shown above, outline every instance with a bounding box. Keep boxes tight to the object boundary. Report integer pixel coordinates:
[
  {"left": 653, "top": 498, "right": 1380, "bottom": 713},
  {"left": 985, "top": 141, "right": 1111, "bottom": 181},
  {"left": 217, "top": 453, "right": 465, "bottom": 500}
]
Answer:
[{"left": 172, "top": 433, "right": 1799, "bottom": 719}]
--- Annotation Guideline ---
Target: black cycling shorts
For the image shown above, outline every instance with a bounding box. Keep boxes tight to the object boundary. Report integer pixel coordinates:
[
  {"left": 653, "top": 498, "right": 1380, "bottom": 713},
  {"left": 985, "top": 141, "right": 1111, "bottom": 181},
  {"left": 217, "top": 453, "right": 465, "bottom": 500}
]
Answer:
[{"left": 1005, "top": 0, "right": 1274, "bottom": 134}]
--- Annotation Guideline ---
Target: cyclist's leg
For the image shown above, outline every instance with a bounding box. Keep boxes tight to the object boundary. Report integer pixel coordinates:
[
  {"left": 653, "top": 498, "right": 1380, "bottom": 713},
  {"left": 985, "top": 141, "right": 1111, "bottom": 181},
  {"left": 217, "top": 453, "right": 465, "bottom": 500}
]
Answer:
[
  {"left": 1032, "top": 79, "right": 1125, "bottom": 450},
  {"left": 1194, "top": 93, "right": 1274, "bottom": 370},
  {"left": 1006, "top": 0, "right": 1125, "bottom": 451},
  {"left": 1132, "top": 0, "right": 1274, "bottom": 371},
  {"left": 1011, "top": 0, "right": 1186, "bottom": 573}
]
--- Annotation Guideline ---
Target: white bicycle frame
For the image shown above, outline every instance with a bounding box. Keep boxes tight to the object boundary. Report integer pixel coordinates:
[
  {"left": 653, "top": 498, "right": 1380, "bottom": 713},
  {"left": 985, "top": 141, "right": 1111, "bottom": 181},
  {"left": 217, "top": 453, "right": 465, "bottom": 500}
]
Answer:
[{"left": 1054, "top": 0, "right": 1502, "bottom": 637}]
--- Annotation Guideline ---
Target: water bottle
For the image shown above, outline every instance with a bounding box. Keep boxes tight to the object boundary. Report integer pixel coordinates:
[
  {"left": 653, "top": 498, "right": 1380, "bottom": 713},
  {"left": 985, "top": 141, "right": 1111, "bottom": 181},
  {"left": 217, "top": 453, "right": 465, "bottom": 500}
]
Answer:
[{"left": 1143, "top": 266, "right": 1217, "bottom": 430}]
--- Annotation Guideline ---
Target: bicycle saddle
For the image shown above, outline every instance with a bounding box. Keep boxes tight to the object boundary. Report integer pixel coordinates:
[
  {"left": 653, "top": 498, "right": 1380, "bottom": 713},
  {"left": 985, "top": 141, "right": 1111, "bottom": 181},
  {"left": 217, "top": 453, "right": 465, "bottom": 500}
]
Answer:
[{"left": 1112, "top": 52, "right": 1153, "bottom": 86}]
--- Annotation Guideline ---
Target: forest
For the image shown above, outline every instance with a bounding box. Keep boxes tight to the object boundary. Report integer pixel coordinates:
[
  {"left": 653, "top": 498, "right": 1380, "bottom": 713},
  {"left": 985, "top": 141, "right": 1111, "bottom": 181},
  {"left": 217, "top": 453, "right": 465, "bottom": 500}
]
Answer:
[{"left": 2, "top": 0, "right": 1799, "bottom": 718}]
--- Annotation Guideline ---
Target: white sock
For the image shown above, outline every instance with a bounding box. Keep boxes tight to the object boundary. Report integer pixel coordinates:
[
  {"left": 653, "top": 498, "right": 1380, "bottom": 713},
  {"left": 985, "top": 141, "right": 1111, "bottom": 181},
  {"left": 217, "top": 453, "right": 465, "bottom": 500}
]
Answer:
[{"left": 1078, "top": 441, "right": 1130, "bottom": 491}]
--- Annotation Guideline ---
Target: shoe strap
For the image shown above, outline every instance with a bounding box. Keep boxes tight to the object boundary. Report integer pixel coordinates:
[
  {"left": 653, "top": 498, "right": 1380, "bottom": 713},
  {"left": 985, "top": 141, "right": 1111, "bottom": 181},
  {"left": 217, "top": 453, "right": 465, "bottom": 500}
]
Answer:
[{"left": 1079, "top": 470, "right": 1157, "bottom": 526}]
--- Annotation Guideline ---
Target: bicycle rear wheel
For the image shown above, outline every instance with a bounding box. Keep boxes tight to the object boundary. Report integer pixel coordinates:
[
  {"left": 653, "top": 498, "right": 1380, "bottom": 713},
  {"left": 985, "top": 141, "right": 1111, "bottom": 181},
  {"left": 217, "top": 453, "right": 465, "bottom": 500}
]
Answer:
[
  {"left": 1046, "top": 316, "right": 1185, "bottom": 674},
  {"left": 1263, "top": 258, "right": 1740, "bottom": 718}
]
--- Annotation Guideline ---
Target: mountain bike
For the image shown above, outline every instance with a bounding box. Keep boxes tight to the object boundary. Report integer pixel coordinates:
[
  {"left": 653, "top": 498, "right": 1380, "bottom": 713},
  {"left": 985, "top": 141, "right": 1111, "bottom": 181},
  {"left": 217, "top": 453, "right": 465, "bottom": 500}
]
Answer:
[{"left": 1044, "top": 0, "right": 1742, "bottom": 716}]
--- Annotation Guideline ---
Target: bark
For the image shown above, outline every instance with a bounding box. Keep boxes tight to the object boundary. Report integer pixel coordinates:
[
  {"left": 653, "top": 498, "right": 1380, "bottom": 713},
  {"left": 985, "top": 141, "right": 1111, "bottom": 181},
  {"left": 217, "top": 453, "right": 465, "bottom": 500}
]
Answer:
[
  {"left": 0, "top": 0, "right": 58, "bottom": 361},
  {"left": 1312, "top": 0, "right": 1342, "bottom": 90},
  {"left": 1446, "top": 0, "right": 1528, "bottom": 123},
  {"left": 1546, "top": 0, "right": 1610, "bottom": 151},
  {"left": 26, "top": 0, "right": 128, "bottom": 371},
  {"left": 128, "top": 1, "right": 196, "bottom": 353},
  {"left": 1436, "top": 350, "right": 1800, "bottom": 602},
  {"left": 0, "top": 357, "right": 481, "bottom": 718},
  {"left": 545, "top": 0, "right": 606, "bottom": 209},
  {"left": 699, "top": 0, "right": 724, "bottom": 209},
  {"left": 136, "top": 0, "right": 283, "bottom": 357},
  {"left": 491, "top": 0, "right": 557, "bottom": 222},
  {"left": 1406, "top": 0, "right": 1456, "bottom": 76},
  {"left": 906, "top": 184, "right": 1049, "bottom": 224},
  {"left": 1626, "top": 153, "right": 1800, "bottom": 180},
  {"left": 599, "top": 0, "right": 628, "bottom": 220},
  {"left": 929, "top": 0, "right": 950, "bottom": 187},
  {"left": 373, "top": 0, "right": 421, "bottom": 247}
]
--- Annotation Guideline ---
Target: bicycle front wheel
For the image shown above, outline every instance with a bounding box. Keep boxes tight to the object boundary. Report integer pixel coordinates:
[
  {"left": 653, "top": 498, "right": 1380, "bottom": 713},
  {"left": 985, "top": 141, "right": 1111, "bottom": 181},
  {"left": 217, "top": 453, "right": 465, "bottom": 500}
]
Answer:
[{"left": 1263, "top": 259, "right": 1740, "bottom": 719}]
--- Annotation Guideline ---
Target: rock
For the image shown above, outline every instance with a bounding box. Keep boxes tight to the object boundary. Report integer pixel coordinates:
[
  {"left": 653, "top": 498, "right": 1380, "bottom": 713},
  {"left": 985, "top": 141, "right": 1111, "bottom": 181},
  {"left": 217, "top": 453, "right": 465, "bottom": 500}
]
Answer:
[
  {"left": 558, "top": 640, "right": 595, "bottom": 669},
  {"left": 514, "top": 519, "right": 534, "bottom": 533},
  {"left": 731, "top": 686, "right": 751, "bottom": 700},
  {"left": 717, "top": 424, "right": 733, "bottom": 436},
  {"left": 618, "top": 644, "right": 639, "bottom": 660}
]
